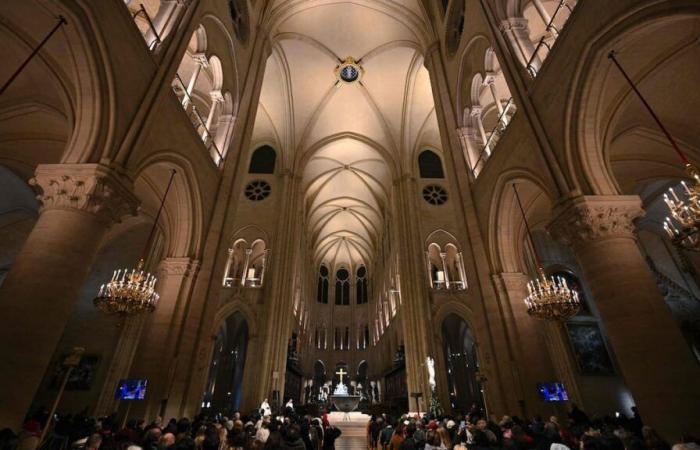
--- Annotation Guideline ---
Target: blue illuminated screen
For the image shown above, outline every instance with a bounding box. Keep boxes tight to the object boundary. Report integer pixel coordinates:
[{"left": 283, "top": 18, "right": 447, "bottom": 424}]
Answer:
[
  {"left": 537, "top": 382, "right": 569, "bottom": 402},
  {"left": 116, "top": 379, "right": 147, "bottom": 400}
]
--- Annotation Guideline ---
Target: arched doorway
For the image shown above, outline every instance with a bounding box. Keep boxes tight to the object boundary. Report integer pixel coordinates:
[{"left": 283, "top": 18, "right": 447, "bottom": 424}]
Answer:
[
  {"left": 202, "top": 312, "right": 249, "bottom": 414},
  {"left": 442, "top": 314, "right": 481, "bottom": 413}
]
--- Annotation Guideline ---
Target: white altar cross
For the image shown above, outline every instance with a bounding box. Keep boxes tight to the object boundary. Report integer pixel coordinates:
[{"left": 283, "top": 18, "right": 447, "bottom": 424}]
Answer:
[{"left": 336, "top": 368, "right": 347, "bottom": 384}]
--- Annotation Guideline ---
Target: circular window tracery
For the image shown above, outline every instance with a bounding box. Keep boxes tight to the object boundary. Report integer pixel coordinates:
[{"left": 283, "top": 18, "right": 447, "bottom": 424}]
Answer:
[
  {"left": 335, "top": 57, "right": 363, "bottom": 83},
  {"left": 422, "top": 185, "right": 448, "bottom": 205},
  {"left": 245, "top": 180, "right": 271, "bottom": 201}
]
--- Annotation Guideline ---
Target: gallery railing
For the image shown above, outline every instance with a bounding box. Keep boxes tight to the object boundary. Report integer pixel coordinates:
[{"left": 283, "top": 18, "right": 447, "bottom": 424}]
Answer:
[{"left": 525, "top": 0, "right": 575, "bottom": 77}]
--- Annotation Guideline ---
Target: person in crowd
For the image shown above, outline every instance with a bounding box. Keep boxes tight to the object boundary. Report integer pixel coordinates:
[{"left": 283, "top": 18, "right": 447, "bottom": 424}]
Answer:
[
  {"left": 16, "top": 420, "right": 41, "bottom": 450},
  {"left": 390, "top": 423, "right": 405, "bottom": 450},
  {"left": 321, "top": 424, "right": 341, "bottom": 450},
  {"left": 280, "top": 424, "right": 305, "bottom": 450},
  {"left": 160, "top": 432, "right": 176, "bottom": 450},
  {"left": 413, "top": 422, "right": 426, "bottom": 450},
  {"left": 437, "top": 427, "right": 452, "bottom": 450},
  {"left": 260, "top": 399, "right": 272, "bottom": 418},
  {"left": 87, "top": 433, "right": 104, "bottom": 450},
  {"left": 143, "top": 428, "right": 162, "bottom": 450},
  {"left": 399, "top": 423, "right": 417, "bottom": 450},
  {"left": 672, "top": 437, "right": 700, "bottom": 450},
  {"left": 642, "top": 427, "right": 671, "bottom": 450},
  {"left": 424, "top": 430, "right": 441, "bottom": 450},
  {"left": 255, "top": 420, "right": 271, "bottom": 450},
  {"left": 380, "top": 422, "right": 394, "bottom": 450}
]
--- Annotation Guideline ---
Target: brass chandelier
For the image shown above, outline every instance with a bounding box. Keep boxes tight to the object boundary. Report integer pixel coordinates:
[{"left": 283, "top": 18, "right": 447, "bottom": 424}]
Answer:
[
  {"left": 513, "top": 184, "right": 581, "bottom": 321},
  {"left": 94, "top": 169, "right": 176, "bottom": 316},
  {"left": 608, "top": 51, "right": 700, "bottom": 251}
]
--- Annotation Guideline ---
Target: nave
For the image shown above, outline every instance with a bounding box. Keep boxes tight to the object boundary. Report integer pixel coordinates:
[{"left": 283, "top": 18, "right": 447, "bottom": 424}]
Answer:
[{"left": 1, "top": 1, "right": 700, "bottom": 449}]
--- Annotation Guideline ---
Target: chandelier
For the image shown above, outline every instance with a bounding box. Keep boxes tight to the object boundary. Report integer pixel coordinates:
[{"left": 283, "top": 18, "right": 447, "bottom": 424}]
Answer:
[
  {"left": 94, "top": 169, "right": 176, "bottom": 316},
  {"left": 94, "top": 259, "right": 159, "bottom": 315},
  {"left": 513, "top": 184, "right": 581, "bottom": 321},
  {"left": 609, "top": 51, "right": 700, "bottom": 251},
  {"left": 524, "top": 268, "right": 580, "bottom": 320}
]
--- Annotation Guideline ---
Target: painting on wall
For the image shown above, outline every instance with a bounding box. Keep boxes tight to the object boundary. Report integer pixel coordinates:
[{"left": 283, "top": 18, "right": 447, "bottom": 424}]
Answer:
[
  {"left": 50, "top": 354, "right": 100, "bottom": 390},
  {"left": 566, "top": 322, "right": 615, "bottom": 375}
]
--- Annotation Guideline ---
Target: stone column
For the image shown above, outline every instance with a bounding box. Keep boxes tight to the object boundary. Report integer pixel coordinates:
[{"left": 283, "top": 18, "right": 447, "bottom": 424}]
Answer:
[
  {"left": 439, "top": 252, "right": 451, "bottom": 289},
  {"left": 549, "top": 195, "right": 700, "bottom": 438},
  {"left": 394, "top": 175, "right": 434, "bottom": 413},
  {"left": 485, "top": 73, "right": 507, "bottom": 127},
  {"left": 0, "top": 164, "right": 137, "bottom": 429},
  {"left": 492, "top": 272, "right": 580, "bottom": 417},
  {"left": 531, "top": 0, "right": 555, "bottom": 34},
  {"left": 182, "top": 53, "right": 207, "bottom": 110},
  {"left": 471, "top": 107, "right": 489, "bottom": 150},
  {"left": 499, "top": 18, "right": 538, "bottom": 72},
  {"left": 128, "top": 257, "right": 200, "bottom": 420},
  {"left": 456, "top": 253, "right": 468, "bottom": 288},
  {"left": 456, "top": 126, "right": 481, "bottom": 176},
  {"left": 202, "top": 90, "right": 224, "bottom": 144},
  {"left": 94, "top": 314, "right": 148, "bottom": 417},
  {"left": 259, "top": 249, "right": 268, "bottom": 286},
  {"left": 222, "top": 248, "right": 234, "bottom": 287},
  {"left": 240, "top": 248, "right": 252, "bottom": 287}
]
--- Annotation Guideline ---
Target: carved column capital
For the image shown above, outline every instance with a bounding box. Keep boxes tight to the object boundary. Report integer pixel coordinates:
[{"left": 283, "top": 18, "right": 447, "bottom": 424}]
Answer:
[
  {"left": 29, "top": 164, "right": 138, "bottom": 226},
  {"left": 158, "top": 257, "right": 201, "bottom": 278},
  {"left": 210, "top": 90, "right": 225, "bottom": 103},
  {"left": 548, "top": 195, "right": 644, "bottom": 246},
  {"left": 499, "top": 17, "right": 530, "bottom": 32},
  {"left": 191, "top": 52, "right": 209, "bottom": 67}
]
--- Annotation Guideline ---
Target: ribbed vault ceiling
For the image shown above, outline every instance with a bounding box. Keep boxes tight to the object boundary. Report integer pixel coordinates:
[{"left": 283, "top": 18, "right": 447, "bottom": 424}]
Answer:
[{"left": 252, "top": 0, "right": 440, "bottom": 270}]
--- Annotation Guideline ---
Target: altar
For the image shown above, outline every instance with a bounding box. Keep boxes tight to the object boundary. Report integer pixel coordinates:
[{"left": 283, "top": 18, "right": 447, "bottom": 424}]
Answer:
[{"left": 330, "top": 368, "right": 361, "bottom": 419}]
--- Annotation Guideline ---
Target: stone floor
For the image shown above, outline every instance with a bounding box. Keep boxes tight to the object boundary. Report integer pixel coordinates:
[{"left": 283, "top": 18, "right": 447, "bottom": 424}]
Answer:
[{"left": 328, "top": 412, "right": 370, "bottom": 450}]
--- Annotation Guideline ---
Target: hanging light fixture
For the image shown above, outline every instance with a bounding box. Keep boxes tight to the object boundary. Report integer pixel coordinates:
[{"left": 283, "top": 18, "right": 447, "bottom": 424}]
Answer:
[
  {"left": 513, "top": 184, "right": 580, "bottom": 321},
  {"left": 608, "top": 51, "right": 700, "bottom": 251},
  {"left": 94, "top": 169, "right": 177, "bottom": 316}
]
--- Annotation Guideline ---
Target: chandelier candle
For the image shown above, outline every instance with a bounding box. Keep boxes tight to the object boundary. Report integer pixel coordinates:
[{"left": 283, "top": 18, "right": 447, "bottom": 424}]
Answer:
[
  {"left": 94, "top": 169, "right": 177, "bottom": 316},
  {"left": 609, "top": 51, "right": 700, "bottom": 251},
  {"left": 513, "top": 183, "right": 581, "bottom": 321}
]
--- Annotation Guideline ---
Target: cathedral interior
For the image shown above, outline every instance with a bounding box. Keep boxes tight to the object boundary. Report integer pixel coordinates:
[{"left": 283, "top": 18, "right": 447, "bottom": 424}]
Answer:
[{"left": 1, "top": 0, "right": 700, "bottom": 442}]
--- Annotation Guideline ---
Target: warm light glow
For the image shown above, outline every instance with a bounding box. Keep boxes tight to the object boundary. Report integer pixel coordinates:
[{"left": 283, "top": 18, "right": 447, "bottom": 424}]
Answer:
[
  {"left": 247, "top": 267, "right": 256, "bottom": 279},
  {"left": 663, "top": 167, "right": 700, "bottom": 251},
  {"left": 524, "top": 269, "right": 580, "bottom": 321},
  {"left": 436, "top": 270, "right": 445, "bottom": 282},
  {"left": 94, "top": 259, "right": 159, "bottom": 315}
]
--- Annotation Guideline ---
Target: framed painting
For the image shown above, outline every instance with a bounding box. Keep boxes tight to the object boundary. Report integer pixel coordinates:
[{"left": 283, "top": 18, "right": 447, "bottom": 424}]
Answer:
[
  {"left": 50, "top": 354, "right": 100, "bottom": 390},
  {"left": 565, "top": 322, "right": 615, "bottom": 375}
]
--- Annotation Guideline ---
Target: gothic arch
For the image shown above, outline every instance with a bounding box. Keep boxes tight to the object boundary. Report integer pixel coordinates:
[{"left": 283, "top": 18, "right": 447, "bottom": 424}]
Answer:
[
  {"left": 0, "top": 2, "right": 115, "bottom": 166},
  {"left": 568, "top": 3, "right": 700, "bottom": 196},
  {"left": 212, "top": 298, "right": 259, "bottom": 336},
  {"left": 455, "top": 34, "right": 492, "bottom": 125},
  {"left": 199, "top": 13, "right": 241, "bottom": 108},
  {"left": 131, "top": 152, "right": 205, "bottom": 257},
  {"left": 488, "top": 170, "right": 556, "bottom": 273}
]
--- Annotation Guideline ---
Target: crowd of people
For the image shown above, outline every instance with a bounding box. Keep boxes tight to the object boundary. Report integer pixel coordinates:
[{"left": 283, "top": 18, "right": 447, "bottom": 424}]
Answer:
[
  {"left": 364, "top": 405, "right": 698, "bottom": 450},
  {"left": 0, "top": 407, "right": 343, "bottom": 450},
  {"left": 1, "top": 403, "right": 697, "bottom": 450}
]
